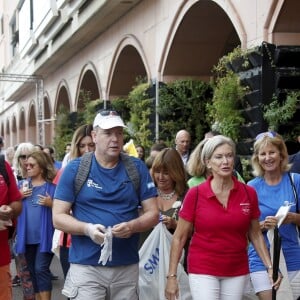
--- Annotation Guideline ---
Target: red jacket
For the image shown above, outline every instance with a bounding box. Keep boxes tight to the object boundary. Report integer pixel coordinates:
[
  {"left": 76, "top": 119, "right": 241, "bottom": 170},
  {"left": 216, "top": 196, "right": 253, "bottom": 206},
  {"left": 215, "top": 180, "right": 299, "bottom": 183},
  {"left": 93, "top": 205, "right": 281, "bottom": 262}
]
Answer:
[{"left": 0, "top": 161, "right": 22, "bottom": 266}]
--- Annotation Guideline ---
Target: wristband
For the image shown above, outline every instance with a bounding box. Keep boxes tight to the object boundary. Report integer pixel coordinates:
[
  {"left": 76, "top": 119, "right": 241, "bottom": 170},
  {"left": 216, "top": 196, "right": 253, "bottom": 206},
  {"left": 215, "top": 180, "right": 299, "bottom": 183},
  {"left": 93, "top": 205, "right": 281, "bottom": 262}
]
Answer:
[
  {"left": 266, "top": 265, "right": 273, "bottom": 270},
  {"left": 166, "top": 274, "right": 177, "bottom": 279}
]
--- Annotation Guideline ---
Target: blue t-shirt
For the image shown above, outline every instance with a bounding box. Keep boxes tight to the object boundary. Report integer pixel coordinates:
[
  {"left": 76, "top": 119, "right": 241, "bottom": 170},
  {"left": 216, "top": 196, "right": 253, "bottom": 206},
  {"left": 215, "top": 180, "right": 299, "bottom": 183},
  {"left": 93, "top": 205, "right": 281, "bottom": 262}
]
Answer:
[
  {"left": 248, "top": 172, "right": 300, "bottom": 272},
  {"left": 25, "top": 184, "right": 46, "bottom": 244},
  {"left": 54, "top": 154, "right": 157, "bottom": 266}
]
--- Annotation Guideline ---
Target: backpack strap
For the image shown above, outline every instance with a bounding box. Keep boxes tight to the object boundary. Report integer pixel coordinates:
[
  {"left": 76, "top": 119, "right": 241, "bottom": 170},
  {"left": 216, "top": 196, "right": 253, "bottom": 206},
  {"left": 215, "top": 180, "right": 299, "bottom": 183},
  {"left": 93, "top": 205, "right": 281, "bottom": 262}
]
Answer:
[
  {"left": 74, "top": 152, "right": 140, "bottom": 197},
  {"left": 288, "top": 172, "right": 299, "bottom": 213},
  {"left": 74, "top": 152, "right": 93, "bottom": 196},
  {"left": 120, "top": 152, "right": 140, "bottom": 196},
  {"left": 0, "top": 154, "right": 10, "bottom": 186}
]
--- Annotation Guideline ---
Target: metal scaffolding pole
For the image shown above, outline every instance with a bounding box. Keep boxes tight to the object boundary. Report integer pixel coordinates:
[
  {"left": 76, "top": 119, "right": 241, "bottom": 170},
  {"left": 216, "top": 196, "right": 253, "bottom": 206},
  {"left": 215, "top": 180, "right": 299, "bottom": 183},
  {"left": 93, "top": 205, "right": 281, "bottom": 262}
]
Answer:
[
  {"left": 36, "top": 78, "right": 45, "bottom": 146},
  {"left": 0, "top": 73, "right": 44, "bottom": 145}
]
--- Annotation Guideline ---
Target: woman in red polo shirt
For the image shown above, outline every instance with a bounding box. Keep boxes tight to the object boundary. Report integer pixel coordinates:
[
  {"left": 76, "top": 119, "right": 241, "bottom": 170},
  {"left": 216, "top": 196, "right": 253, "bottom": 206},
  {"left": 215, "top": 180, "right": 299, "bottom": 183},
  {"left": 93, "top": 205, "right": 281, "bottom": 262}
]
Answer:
[{"left": 165, "top": 135, "right": 280, "bottom": 300}]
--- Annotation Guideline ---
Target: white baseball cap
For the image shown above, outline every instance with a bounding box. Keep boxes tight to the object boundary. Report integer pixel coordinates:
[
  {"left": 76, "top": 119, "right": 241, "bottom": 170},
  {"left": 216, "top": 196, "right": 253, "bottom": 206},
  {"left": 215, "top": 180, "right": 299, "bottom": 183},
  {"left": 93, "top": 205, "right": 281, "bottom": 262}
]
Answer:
[{"left": 93, "top": 110, "right": 126, "bottom": 129}]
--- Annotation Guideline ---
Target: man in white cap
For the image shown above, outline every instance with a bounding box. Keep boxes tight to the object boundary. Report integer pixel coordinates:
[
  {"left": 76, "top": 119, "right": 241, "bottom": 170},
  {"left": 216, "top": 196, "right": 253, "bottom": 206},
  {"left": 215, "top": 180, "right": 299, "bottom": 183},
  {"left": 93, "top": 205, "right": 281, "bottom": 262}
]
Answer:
[{"left": 53, "top": 109, "right": 158, "bottom": 299}]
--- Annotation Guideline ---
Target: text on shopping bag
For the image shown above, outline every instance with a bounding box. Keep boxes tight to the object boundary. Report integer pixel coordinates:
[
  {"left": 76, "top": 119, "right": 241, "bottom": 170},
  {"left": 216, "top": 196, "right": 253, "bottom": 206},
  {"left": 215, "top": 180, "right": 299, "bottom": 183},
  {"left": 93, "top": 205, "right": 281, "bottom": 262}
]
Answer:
[{"left": 142, "top": 247, "right": 160, "bottom": 274}]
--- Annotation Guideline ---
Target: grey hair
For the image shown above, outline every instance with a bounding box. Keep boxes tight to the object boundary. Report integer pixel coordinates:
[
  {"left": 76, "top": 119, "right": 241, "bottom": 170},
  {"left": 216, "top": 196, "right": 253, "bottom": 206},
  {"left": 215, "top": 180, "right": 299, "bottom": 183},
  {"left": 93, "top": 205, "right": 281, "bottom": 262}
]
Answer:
[
  {"left": 13, "top": 142, "right": 36, "bottom": 178},
  {"left": 200, "top": 135, "right": 236, "bottom": 165}
]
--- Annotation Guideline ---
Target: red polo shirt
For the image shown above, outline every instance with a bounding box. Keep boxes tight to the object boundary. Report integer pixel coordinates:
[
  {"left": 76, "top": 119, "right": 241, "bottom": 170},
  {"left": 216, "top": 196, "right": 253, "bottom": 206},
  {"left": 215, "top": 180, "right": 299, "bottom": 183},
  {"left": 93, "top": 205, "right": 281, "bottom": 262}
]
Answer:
[
  {"left": 179, "top": 176, "right": 260, "bottom": 276},
  {"left": 0, "top": 161, "right": 22, "bottom": 266}
]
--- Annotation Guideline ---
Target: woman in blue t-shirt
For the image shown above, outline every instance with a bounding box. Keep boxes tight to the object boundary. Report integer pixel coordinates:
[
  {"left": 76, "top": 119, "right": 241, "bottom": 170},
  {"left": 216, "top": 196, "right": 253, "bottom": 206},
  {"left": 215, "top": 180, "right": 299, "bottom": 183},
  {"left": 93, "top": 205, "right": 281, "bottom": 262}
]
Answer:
[{"left": 248, "top": 131, "right": 300, "bottom": 300}]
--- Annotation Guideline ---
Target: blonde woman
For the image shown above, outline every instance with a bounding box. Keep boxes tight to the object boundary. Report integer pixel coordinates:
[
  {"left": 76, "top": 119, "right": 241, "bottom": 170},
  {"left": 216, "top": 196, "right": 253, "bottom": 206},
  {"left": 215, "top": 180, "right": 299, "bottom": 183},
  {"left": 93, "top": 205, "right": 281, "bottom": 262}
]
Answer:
[{"left": 248, "top": 131, "right": 300, "bottom": 300}]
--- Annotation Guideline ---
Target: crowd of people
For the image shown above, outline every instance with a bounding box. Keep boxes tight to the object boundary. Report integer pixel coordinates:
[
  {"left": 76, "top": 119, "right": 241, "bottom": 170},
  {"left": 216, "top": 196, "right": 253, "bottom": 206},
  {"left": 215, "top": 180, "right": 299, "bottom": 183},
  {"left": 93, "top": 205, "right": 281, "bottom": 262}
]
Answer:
[{"left": 0, "top": 111, "right": 300, "bottom": 300}]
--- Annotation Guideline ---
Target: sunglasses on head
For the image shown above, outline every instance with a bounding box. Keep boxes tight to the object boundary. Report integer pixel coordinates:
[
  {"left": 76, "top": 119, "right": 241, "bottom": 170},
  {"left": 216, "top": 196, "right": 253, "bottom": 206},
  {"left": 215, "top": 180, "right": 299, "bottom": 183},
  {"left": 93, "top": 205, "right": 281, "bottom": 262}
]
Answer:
[
  {"left": 19, "top": 154, "right": 29, "bottom": 160},
  {"left": 98, "top": 110, "right": 120, "bottom": 117},
  {"left": 255, "top": 131, "right": 277, "bottom": 141}
]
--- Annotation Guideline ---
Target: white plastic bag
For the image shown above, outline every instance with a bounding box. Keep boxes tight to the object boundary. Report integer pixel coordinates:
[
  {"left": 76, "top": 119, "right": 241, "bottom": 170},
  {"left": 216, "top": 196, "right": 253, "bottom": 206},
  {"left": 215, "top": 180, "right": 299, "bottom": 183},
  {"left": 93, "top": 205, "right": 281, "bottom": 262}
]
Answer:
[
  {"left": 52, "top": 229, "right": 62, "bottom": 258},
  {"left": 139, "top": 222, "right": 192, "bottom": 300}
]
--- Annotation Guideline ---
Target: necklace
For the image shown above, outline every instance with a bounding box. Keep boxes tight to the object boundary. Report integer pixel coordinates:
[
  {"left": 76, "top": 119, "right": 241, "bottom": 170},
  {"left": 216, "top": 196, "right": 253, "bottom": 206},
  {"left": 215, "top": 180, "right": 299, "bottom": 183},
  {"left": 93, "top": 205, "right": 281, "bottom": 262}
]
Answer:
[{"left": 158, "top": 189, "right": 175, "bottom": 201}]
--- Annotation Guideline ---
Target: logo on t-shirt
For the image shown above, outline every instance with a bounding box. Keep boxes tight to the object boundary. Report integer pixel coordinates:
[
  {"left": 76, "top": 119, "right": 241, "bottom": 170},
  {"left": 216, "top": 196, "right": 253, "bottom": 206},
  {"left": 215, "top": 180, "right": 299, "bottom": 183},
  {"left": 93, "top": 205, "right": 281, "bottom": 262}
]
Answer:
[
  {"left": 86, "top": 179, "right": 103, "bottom": 190},
  {"left": 240, "top": 202, "right": 251, "bottom": 215}
]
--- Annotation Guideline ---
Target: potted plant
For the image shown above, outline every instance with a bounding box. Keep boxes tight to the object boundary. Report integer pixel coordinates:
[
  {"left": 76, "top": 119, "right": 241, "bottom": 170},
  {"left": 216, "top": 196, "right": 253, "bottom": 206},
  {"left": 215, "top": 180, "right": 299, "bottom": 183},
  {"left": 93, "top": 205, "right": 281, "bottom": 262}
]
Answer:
[
  {"left": 241, "top": 106, "right": 262, "bottom": 124},
  {"left": 263, "top": 90, "right": 300, "bottom": 131},
  {"left": 219, "top": 46, "right": 252, "bottom": 73},
  {"left": 207, "top": 70, "right": 247, "bottom": 142},
  {"left": 207, "top": 46, "right": 255, "bottom": 142},
  {"left": 158, "top": 79, "right": 213, "bottom": 147},
  {"left": 247, "top": 46, "right": 262, "bottom": 68},
  {"left": 244, "top": 89, "right": 261, "bottom": 107}
]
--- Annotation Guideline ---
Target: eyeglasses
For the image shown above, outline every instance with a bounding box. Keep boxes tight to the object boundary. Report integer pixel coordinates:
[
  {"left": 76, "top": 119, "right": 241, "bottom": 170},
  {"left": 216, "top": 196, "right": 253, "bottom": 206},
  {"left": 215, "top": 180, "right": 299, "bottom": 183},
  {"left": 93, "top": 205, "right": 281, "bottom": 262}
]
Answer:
[
  {"left": 26, "top": 163, "right": 37, "bottom": 169},
  {"left": 98, "top": 109, "right": 120, "bottom": 116},
  {"left": 255, "top": 131, "right": 277, "bottom": 141},
  {"left": 19, "top": 155, "right": 29, "bottom": 160}
]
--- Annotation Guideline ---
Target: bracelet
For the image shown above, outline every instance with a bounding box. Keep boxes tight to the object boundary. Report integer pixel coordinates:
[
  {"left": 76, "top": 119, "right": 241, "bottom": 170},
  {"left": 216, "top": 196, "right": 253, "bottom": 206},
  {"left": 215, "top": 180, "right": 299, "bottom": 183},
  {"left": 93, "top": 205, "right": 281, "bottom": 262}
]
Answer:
[
  {"left": 166, "top": 274, "right": 177, "bottom": 279},
  {"left": 266, "top": 265, "right": 273, "bottom": 270}
]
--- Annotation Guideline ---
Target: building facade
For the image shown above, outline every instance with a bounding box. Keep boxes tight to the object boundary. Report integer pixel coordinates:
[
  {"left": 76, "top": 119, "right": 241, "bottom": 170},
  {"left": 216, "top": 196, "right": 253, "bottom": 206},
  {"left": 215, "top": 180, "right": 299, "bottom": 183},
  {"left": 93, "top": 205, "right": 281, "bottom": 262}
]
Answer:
[{"left": 0, "top": 0, "right": 299, "bottom": 147}]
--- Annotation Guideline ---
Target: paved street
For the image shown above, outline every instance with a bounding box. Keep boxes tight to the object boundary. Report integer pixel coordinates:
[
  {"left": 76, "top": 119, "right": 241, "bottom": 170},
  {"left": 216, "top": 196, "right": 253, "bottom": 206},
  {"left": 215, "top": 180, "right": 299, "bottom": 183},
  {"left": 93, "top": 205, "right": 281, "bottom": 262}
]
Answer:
[{"left": 11, "top": 255, "right": 67, "bottom": 300}]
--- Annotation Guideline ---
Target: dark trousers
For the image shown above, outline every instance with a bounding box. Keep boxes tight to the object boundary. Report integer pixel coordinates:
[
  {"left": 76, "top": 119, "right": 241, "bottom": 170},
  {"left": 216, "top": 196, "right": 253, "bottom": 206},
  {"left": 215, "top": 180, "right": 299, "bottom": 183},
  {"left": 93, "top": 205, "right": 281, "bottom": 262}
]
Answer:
[{"left": 25, "top": 244, "right": 53, "bottom": 293}]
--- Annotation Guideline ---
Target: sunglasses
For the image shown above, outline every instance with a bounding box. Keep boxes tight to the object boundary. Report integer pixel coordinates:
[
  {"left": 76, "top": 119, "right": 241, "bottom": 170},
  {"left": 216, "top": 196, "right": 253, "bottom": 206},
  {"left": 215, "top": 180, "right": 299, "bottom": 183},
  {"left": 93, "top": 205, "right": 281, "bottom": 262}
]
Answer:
[
  {"left": 19, "top": 155, "right": 29, "bottom": 160},
  {"left": 98, "top": 109, "right": 120, "bottom": 116},
  {"left": 26, "top": 163, "right": 37, "bottom": 169},
  {"left": 255, "top": 131, "right": 277, "bottom": 141}
]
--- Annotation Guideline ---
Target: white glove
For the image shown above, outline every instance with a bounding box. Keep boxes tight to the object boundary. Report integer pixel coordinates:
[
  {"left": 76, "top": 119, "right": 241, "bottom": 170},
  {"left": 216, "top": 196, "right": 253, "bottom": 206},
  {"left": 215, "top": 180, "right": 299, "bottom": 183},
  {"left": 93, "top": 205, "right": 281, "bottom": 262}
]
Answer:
[
  {"left": 84, "top": 223, "right": 106, "bottom": 245},
  {"left": 98, "top": 226, "right": 113, "bottom": 265}
]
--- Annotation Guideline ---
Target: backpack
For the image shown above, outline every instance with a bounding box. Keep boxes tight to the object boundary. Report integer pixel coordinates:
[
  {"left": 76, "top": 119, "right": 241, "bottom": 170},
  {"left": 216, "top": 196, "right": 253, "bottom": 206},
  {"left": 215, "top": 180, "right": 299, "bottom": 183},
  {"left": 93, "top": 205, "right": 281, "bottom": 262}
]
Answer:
[
  {"left": 0, "top": 154, "right": 10, "bottom": 186},
  {"left": 74, "top": 152, "right": 140, "bottom": 197}
]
